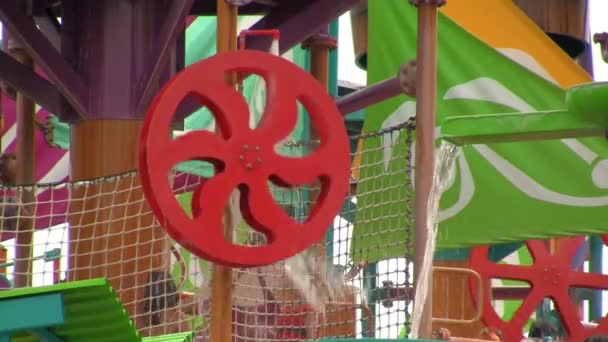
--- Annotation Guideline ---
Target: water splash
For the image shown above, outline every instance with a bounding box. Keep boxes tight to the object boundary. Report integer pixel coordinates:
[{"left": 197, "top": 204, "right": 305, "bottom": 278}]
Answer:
[{"left": 410, "top": 142, "right": 460, "bottom": 338}]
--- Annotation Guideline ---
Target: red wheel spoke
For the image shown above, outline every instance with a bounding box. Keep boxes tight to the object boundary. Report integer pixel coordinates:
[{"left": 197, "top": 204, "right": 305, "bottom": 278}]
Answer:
[
  {"left": 146, "top": 71, "right": 250, "bottom": 141},
  {"left": 241, "top": 178, "right": 296, "bottom": 242},
  {"left": 486, "top": 262, "right": 535, "bottom": 282},
  {"left": 552, "top": 288, "right": 585, "bottom": 339},
  {"left": 525, "top": 239, "right": 551, "bottom": 263},
  {"left": 555, "top": 236, "right": 586, "bottom": 261},
  {"left": 569, "top": 270, "right": 608, "bottom": 290},
  {"left": 255, "top": 91, "right": 299, "bottom": 144},
  {"left": 191, "top": 172, "right": 240, "bottom": 241},
  {"left": 157, "top": 131, "right": 228, "bottom": 172},
  {"left": 509, "top": 288, "right": 544, "bottom": 328},
  {"left": 188, "top": 86, "right": 251, "bottom": 139},
  {"left": 593, "top": 318, "right": 608, "bottom": 336},
  {"left": 254, "top": 63, "right": 303, "bottom": 143},
  {"left": 267, "top": 147, "right": 334, "bottom": 186}
]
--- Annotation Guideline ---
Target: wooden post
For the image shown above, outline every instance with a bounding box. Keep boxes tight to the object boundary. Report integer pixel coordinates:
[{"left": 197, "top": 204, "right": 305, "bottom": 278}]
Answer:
[
  {"left": 66, "top": 1, "right": 176, "bottom": 332},
  {"left": 69, "top": 120, "right": 166, "bottom": 330},
  {"left": 302, "top": 28, "right": 337, "bottom": 270},
  {"left": 411, "top": 0, "right": 443, "bottom": 338},
  {"left": 306, "top": 29, "right": 335, "bottom": 88},
  {"left": 209, "top": 1, "right": 238, "bottom": 341},
  {"left": 304, "top": 30, "right": 355, "bottom": 338},
  {"left": 12, "top": 44, "right": 36, "bottom": 288},
  {"left": 349, "top": 0, "right": 368, "bottom": 70}
]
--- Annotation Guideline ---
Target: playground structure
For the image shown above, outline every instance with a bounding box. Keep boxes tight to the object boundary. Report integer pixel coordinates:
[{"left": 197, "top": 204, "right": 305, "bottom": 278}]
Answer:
[
  {"left": 0, "top": 247, "right": 61, "bottom": 288},
  {"left": 0, "top": 0, "right": 608, "bottom": 341}
]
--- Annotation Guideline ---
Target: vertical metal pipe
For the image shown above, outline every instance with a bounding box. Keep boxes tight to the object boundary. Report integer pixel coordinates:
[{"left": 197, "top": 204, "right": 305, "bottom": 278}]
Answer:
[
  {"left": 307, "top": 27, "right": 330, "bottom": 244},
  {"left": 12, "top": 46, "right": 36, "bottom": 288},
  {"left": 210, "top": 1, "right": 238, "bottom": 341},
  {"left": 304, "top": 26, "right": 336, "bottom": 271},
  {"left": 412, "top": 1, "right": 441, "bottom": 338},
  {"left": 308, "top": 34, "right": 331, "bottom": 88},
  {"left": 362, "top": 263, "right": 377, "bottom": 337},
  {"left": 589, "top": 235, "right": 603, "bottom": 320},
  {"left": 304, "top": 26, "right": 340, "bottom": 337},
  {"left": 325, "top": 20, "right": 339, "bottom": 272}
]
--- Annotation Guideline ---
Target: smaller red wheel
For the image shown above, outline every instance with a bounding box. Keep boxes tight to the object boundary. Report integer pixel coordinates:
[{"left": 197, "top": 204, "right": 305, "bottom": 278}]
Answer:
[
  {"left": 139, "top": 50, "right": 350, "bottom": 268},
  {"left": 469, "top": 237, "right": 608, "bottom": 341}
]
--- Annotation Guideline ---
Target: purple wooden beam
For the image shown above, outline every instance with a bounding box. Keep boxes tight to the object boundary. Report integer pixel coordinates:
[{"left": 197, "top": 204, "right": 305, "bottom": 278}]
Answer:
[
  {"left": 174, "top": 76, "right": 403, "bottom": 121},
  {"left": 27, "top": 0, "right": 60, "bottom": 49},
  {"left": 337, "top": 77, "right": 402, "bottom": 116},
  {"left": 0, "top": 50, "right": 62, "bottom": 114},
  {"left": 0, "top": 0, "right": 88, "bottom": 118},
  {"left": 246, "top": 0, "right": 360, "bottom": 54},
  {"left": 190, "top": 1, "right": 270, "bottom": 15},
  {"left": 34, "top": 15, "right": 60, "bottom": 50},
  {"left": 492, "top": 287, "right": 530, "bottom": 300},
  {"left": 174, "top": 97, "right": 202, "bottom": 123},
  {"left": 70, "top": 0, "right": 180, "bottom": 121},
  {"left": 135, "top": 0, "right": 195, "bottom": 119}
]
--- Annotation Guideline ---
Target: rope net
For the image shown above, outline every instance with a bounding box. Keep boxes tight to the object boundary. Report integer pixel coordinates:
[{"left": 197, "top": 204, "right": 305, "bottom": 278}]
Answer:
[{"left": 0, "top": 123, "right": 415, "bottom": 340}]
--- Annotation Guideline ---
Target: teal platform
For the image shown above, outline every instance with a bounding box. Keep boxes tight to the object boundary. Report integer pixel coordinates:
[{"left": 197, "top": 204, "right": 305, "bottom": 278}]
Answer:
[{"left": 0, "top": 278, "right": 193, "bottom": 342}]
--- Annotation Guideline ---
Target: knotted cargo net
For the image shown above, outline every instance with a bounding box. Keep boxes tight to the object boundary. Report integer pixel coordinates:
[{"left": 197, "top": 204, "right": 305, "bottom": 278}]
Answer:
[{"left": 0, "top": 121, "right": 416, "bottom": 340}]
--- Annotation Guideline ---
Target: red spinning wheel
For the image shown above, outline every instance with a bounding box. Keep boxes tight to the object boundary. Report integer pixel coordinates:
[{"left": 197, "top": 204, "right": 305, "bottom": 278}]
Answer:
[
  {"left": 139, "top": 50, "right": 350, "bottom": 268},
  {"left": 469, "top": 236, "right": 608, "bottom": 341}
]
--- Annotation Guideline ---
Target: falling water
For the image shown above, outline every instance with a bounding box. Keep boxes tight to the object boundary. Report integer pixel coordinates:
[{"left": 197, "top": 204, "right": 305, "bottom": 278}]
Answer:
[{"left": 410, "top": 142, "right": 460, "bottom": 338}]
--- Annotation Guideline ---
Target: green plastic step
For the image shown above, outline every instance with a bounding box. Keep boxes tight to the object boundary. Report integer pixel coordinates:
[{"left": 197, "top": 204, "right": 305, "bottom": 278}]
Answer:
[
  {"left": 440, "top": 82, "right": 608, "bottom": 146},
  {"left": 142, "top": 332, "right": 194, "bottom": 342},
  {"left": 440, "top": 109, "right": 604, "bottom": 146},
  {"left": 314, "top": 340, "right": 441, "bottom": 342},
  {"left": 0, "top": 278, "right": 140, "bottom": 342}
]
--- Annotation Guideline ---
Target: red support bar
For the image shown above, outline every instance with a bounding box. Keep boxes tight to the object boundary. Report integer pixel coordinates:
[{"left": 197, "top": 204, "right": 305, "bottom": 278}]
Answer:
[
  {"left": 0, "top": 246, "right": 6, "bottom": 275},
  {"left": 53, "top": 256, "right": 60, "bottom": 284},
  {"left": 238, "top": 29, "right": 280, "bottom": 50},
  {"left": 237, "top": 29, "right": 280, "bottom": 89}
]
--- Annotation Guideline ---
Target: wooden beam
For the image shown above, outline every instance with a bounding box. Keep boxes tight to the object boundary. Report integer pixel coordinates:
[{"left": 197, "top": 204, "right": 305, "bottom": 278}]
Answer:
[
  {"left": 135, "top": 0, "right": 195, "bottom": 119},
  {"left": 0, "top": 50, "right": 63, "bottom": 114},
  {"left": 0, "top": 0, "right": 88, "bottom": 118}
]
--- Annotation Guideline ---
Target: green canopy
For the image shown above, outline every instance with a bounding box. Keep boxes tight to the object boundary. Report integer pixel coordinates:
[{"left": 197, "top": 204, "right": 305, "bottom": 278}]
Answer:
[{"left": 352, "top": 0, "right": 608, "bottom": 262}]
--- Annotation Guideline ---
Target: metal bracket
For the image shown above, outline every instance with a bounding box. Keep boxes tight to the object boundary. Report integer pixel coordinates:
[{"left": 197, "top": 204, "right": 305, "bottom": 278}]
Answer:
[
  {"left": 409, "top": 0, "right": 447, "bottom": 7},
  {"left": 593, "top": 32, "right": 608, "bottom": 63},
  {"left": 398, "top": 59, "right": 417, "bottom": 97}
]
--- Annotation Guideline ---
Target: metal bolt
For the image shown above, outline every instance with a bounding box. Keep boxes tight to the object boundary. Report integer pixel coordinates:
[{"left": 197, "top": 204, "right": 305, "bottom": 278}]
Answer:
[
  {"left": 243, "top": 145, "right": 249, "bottom": 151},
  {"left": 240, "top": 155, "right": 245, "bottom": 160},
  {"left": 255, "top": 146, "right": 261, "bottom": 152},
  {"left": 256, "top": 157, "right": 263, "bottom": 164},
  {"left": 246, "top": 163, "right": 253, "bottom": 169}
]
